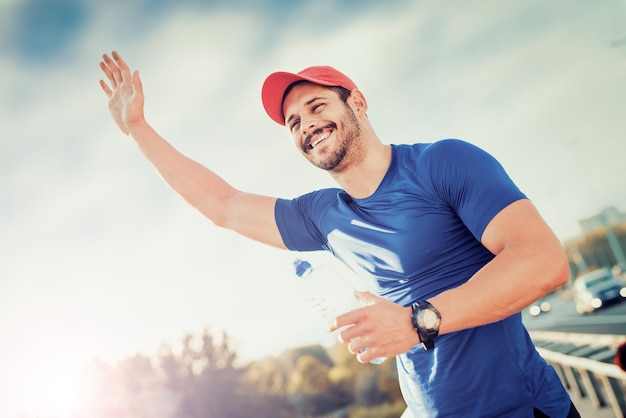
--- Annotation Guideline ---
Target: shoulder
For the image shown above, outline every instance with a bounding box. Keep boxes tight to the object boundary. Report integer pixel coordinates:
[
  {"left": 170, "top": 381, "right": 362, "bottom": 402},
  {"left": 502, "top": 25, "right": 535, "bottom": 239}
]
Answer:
[
  {"left": 393, "top": 139, "right": 483, "bottom": 162},
  {"left": 418, "top": 139, "right": 503, "bottom": 174},
  {"left": 278, "top": 187, "right": 343, "bottom": 213},
  {"left": 391, "top": 140, "right": 491, "bottom": 179},
  {"left": 296, "top": 187, "right": 344, "bottom": 203},
  {"left": 423, "top": 139, "right": 486, "bottom": 159}
]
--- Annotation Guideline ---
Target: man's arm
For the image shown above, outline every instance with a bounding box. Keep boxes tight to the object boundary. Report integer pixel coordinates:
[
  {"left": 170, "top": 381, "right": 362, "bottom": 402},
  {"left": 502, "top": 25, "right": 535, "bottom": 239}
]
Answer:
[
  {"left": 331, "top": 199, "right": 570, "bottom": 363},
  {"left": 99, "top": 51, "right": 286, "bottom": 249},
  {"left": 430, "top": 198, "right": 570, "bottom": 334}
]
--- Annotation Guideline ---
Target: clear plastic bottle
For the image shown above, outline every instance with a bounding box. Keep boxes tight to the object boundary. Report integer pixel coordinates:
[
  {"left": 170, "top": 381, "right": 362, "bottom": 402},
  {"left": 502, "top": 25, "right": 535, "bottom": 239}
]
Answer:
[{"left": 293, "top": 258, "right": 387, "bottom": 364}]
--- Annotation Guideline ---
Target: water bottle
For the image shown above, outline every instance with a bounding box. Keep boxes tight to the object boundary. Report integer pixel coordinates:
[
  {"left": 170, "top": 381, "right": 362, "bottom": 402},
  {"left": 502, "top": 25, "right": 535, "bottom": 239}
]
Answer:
[{"left": 293, "top": 258, "right": 387, "bottom": 364}]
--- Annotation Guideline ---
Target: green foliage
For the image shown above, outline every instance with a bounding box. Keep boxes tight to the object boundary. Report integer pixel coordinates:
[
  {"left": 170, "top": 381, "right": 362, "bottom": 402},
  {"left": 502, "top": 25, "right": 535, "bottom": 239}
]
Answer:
[
  {"left": 287, "top": 355, "right": 332, "bottom": 394},
  {"left": 76, "top": 327, "right": 282, "bottom": 418},
  {"left": 73, "top": 329, "right": 404, "bottom": 418},
  {"left": 244, "top": 355, "right": 290, "bottom": 396},
  {"left": 280, "top": 343, "right": 335, "bottom": 368}
]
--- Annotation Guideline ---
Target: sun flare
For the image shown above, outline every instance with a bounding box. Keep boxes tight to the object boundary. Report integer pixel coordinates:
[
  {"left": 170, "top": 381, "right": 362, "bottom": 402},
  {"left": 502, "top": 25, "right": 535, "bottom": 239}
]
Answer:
[{"left": 16, "top": 356, "right": 82, "bottom": 418}]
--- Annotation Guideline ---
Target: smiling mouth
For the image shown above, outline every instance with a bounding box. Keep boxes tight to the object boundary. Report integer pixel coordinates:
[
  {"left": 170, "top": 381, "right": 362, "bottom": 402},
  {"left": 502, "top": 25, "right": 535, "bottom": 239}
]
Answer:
[
  {"left": 310, "top": 131, "right": 330, "bottom": 149},
  {"left": 305, "top": 125, "right": 335, "bottom": 151}
]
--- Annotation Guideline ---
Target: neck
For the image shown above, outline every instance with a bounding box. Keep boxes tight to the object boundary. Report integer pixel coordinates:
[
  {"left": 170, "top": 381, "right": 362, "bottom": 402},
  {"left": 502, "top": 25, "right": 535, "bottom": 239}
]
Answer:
[{"left": 331, "top": 136, "right": 392, "bottom": 199}]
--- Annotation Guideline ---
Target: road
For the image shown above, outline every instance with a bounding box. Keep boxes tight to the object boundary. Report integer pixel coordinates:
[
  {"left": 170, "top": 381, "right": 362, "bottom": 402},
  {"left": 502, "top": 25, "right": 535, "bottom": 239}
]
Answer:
[{"left": 522, "top": 291, "right": 626, "bottom": 335}]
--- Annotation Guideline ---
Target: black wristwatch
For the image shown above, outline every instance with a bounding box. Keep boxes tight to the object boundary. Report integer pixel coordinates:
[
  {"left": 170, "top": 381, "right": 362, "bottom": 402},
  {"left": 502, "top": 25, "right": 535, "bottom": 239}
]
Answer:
[{"left": 411, "top": 301, "right": 441, "bottom": 350}]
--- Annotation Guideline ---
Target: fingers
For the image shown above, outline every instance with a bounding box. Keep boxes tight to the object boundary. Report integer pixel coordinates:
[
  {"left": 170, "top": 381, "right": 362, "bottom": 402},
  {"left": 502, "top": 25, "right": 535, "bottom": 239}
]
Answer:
[
  {"left": 113, "top": 50, "right": 133, "bottom": 84},
  {"left": 112, "top": 50, "right": 131, "bottom": 72},
  {"left": 132, "top": 70, "right": 143, "bottom": 95},
  {"left": 99, "top": 51, "right": 131, "bottom": 89},
  {"left": 329, "top": 309, "right": 359, "bottom": 333},
  {"left": 329, "top": 297, "right": 374, "bottom": 333},
  {"left": 98, "top": 61, "right": 114, "bottom": 93},
  {"left": 338, "top": 321, "right": 361, "bottom": 344},
  {"left": 99, "top": 79, "right": 112, "bottom": 96},
  {"left": 347, "top": 336, "right": 366, "bottom": 354},
  {"left": 356, "top": 346, "right": 383, "bottom": 364},
  {"left": 100, "top": 54, "right": 119, "bottom": 87},
  {"left": 349, "top": 337, "right": 384, "bottom": 364},
  {"left": 333, "top": 309, "right": 368, "bottom": 344}
]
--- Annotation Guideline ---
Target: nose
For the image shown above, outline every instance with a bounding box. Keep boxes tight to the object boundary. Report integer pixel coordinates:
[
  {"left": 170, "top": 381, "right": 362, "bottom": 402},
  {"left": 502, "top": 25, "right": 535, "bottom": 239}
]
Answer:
[{"left": 301, "top": 118, "right": 317, "bottom": 136}]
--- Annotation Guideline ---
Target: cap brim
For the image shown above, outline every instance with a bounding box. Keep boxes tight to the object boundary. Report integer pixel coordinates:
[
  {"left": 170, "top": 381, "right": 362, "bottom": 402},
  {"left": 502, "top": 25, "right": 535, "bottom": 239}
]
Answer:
[{"left": 261, "top": 71, "right": 340, "bottom": 126}]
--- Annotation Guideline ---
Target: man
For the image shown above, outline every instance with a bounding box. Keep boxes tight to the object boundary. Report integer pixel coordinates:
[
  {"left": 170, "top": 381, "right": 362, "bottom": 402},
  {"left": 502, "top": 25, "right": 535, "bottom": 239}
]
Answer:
[{"left": 99, "top": 51, "right": 579, "bottom": 417}]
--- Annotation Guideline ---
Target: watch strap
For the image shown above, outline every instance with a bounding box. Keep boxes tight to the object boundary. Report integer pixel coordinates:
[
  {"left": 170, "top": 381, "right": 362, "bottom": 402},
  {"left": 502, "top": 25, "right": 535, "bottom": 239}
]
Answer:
[{"left": 411, "top": 300, "right": 441, "bottom": 350}]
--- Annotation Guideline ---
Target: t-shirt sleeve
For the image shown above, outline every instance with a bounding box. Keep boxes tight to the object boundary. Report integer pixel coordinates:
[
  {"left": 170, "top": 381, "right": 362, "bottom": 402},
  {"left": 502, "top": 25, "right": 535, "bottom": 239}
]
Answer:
[
  {"left": 274, "top": 190, "right": 339, "bottom": 251},
  {"left": 423, "top": 139, "right": 527, "bottom": 241}
]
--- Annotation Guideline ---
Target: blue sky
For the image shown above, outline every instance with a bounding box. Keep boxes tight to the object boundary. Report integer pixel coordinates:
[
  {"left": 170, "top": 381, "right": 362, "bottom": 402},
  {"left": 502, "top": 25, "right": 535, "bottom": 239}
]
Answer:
[{"left": 1, "top": 0, "right": 625, "bottom": 416}]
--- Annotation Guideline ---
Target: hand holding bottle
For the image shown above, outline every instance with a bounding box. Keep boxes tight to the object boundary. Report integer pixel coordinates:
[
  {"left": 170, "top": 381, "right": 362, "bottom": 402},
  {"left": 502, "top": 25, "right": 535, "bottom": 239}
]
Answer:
[{"left": 293, "top": 259, "right": 387, "bottom": 364}]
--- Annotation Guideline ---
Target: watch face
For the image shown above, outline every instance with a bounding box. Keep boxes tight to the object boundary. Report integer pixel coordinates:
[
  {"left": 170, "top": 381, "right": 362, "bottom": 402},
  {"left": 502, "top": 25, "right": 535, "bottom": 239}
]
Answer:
[{"left": 419, "top": 308, "right": 440, "bottom": 330}]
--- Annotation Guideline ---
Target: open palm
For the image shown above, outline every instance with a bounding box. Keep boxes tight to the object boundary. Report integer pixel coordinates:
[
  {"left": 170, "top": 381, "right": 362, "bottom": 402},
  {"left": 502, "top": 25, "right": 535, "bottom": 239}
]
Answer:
[{"left": 99, "top": 51, "right": 144, "bottom": 135}]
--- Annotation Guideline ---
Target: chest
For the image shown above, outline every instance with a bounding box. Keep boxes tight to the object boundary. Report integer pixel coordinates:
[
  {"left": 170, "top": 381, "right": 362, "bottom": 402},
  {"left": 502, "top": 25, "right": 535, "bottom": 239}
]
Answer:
[{"left": 322, "top": 194, "right": 482, "bottom": 296}]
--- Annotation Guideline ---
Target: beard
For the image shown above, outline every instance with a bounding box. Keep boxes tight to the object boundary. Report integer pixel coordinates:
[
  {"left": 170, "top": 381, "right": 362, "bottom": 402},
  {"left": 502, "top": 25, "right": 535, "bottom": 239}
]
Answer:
[{"left": 311, "top": 104, "right": 362, "bottom": 172}]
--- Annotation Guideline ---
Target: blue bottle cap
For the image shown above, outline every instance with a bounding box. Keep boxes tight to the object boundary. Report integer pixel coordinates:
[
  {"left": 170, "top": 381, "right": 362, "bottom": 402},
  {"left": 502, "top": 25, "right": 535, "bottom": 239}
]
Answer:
[{"left": 293, "top": 259, "right": 312, "bottom": 277}]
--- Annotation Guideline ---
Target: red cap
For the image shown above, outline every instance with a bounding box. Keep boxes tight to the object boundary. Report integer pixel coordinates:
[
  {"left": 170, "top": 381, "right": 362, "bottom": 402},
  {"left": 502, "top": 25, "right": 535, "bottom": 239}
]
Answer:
[{"left": 261, "top": 66, "right": 358, "bottom": 126}]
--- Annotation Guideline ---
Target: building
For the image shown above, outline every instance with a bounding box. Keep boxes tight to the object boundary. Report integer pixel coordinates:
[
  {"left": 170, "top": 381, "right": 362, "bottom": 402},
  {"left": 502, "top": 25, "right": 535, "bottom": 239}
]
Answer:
[
  {"left": 579, "top": 206, "right": 626, "bottom": 233},
  {"left": 564, "top": 206, "right": 626, "bottom": 280}
]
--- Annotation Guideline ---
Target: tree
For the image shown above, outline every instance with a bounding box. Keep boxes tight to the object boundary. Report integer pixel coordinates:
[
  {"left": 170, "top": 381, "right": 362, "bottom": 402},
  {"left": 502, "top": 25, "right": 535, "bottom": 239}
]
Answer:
[
  {"left": 73, "top": 330, "right": 405, "bottom": 418},
  {"left": 74, "top": 327, "right": 283, "bottom": 418},
  {"left": 287, "top": 355, "right": 333, "bottom": 395},
  {"left": 75, "top": 355, "right": 178, "bottom": 418},
  {"left": 287, "top": 354, "right": 347, "bottom": 417},
  {"left": 157, "top": 327, "right": 254, "bottom": 418}
]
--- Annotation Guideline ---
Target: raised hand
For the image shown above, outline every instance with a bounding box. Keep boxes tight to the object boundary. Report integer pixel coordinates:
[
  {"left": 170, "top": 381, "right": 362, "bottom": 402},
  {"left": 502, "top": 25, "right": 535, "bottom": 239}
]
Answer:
[{"left": 99, "top": 51, "right": 144, "bottom": 135}]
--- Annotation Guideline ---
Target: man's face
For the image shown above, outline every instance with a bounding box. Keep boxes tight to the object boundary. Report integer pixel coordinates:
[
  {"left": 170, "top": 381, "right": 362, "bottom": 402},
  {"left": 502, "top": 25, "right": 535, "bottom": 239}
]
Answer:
[{"left": 282, "top": 82, "right": 362, "bottom": 172}]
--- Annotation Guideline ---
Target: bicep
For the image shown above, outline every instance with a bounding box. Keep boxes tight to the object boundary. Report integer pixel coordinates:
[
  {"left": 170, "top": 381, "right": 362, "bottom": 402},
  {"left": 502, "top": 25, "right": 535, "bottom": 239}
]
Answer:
[
  {"left": 220, "top": 192, "right": 287, "bottom": 249},
  {"left": 481, "top": 199, "right": 561, "bottom": 256}
]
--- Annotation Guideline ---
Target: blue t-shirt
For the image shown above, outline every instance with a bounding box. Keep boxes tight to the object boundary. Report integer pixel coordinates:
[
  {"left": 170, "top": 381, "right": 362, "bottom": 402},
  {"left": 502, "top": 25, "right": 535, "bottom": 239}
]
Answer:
[{"left": 275, "top": 139, "right": 570, "bottom": 417}]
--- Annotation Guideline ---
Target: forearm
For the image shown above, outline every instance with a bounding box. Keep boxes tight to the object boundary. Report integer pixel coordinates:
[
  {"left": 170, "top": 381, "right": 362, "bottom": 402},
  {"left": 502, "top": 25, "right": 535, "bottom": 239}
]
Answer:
[
  {"left": 98, "top": 51, "right": 283, "bottom": 245},
  {"left": 431, "top": 242, "right": 570, "bottom": 335},
  {"left": 127, "top": 119, "right": 236, "bottom": 224},
  {"left": 331, "top": 237, "right": 569, "bottom": 363}
]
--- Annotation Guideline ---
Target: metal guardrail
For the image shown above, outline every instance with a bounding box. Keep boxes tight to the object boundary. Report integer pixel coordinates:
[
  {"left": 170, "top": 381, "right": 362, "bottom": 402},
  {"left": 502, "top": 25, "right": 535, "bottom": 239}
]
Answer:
[{"left": 530, "top": 331, "right": 626, "bottom": 418}]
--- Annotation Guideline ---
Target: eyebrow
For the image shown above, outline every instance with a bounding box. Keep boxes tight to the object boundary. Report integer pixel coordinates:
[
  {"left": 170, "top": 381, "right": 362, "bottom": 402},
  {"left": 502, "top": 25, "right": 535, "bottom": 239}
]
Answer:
[{"left": 285, "top": 96, "right": 326, "bottom": 126}]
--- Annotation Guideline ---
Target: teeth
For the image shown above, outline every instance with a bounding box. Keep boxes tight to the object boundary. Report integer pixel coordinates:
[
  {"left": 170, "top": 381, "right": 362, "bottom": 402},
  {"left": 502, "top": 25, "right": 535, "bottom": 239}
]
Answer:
[{"left": 311, "top": 132, "right": 330, "bottom": 148}]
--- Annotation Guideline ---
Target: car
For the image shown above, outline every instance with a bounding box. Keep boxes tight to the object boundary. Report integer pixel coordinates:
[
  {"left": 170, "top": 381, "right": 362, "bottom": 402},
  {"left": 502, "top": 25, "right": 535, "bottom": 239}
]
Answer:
[{"left": 572, "top": 268, "right": 626, "bottom": 314}]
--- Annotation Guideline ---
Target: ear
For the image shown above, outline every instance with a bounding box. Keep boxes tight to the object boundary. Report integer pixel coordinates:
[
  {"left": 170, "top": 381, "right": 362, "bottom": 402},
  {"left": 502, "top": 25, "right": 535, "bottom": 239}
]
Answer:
[{"left": 348, "top": 89, "right": 368, "bottom": 116}]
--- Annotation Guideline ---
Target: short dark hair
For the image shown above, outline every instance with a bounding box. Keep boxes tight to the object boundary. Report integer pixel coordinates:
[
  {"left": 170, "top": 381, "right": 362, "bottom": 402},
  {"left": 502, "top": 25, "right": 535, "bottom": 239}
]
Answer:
[{"left": 282, "top": 81, "right": 351, "bottom": 106}]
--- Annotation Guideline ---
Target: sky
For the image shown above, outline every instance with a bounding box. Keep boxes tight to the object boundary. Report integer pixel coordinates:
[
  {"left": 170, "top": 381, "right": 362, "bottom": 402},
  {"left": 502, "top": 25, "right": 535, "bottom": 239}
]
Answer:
[{"left": 0, "top": 0, "right": 625, "bottom": 416}]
